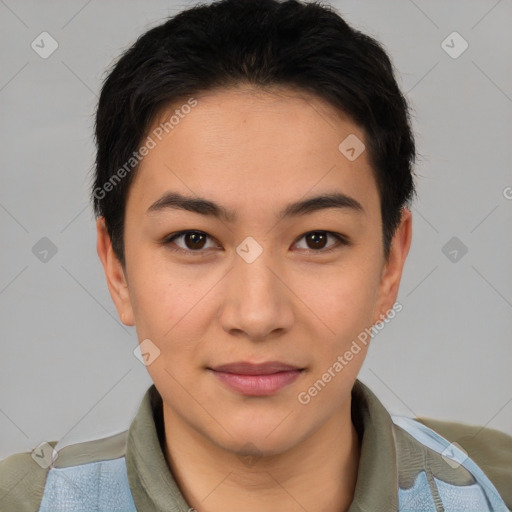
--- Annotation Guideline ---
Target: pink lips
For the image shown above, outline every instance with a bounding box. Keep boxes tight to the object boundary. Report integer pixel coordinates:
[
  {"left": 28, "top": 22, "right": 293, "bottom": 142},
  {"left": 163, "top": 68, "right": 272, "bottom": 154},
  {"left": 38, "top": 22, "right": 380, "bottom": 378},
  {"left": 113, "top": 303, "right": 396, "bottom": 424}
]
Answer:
[{"left": 208, "top": 361, "right": 304, "bottom": 396}]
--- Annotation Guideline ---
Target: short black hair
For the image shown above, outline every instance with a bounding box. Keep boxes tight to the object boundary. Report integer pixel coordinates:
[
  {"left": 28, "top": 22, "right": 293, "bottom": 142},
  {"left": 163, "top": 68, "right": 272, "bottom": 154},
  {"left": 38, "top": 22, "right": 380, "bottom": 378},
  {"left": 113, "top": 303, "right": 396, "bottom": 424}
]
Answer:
[{"left": 91, "top": 0, "right": 416, "bottom": 267}]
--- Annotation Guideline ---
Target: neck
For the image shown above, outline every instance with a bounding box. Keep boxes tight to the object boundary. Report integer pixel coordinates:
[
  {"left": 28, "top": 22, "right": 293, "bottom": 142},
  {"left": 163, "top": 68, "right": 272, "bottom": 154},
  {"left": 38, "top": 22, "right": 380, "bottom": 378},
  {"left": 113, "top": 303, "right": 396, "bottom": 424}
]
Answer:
[{"left": 162, "top": 398, "right": 360, "bottom": 512}]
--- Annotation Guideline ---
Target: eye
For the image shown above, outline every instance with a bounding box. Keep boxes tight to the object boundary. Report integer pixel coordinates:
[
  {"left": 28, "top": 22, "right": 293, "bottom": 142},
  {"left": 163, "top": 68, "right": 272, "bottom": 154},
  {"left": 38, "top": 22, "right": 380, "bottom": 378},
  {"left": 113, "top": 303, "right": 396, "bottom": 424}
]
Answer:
[
  {"left": 163, "top": 230, "right": 219, "bottom": 254},
  {"left": 163, "top": 229, "right": 349, "bottom": 256},
  {"left": 293, "top": 231, "right": 349, "bottom": 253}
]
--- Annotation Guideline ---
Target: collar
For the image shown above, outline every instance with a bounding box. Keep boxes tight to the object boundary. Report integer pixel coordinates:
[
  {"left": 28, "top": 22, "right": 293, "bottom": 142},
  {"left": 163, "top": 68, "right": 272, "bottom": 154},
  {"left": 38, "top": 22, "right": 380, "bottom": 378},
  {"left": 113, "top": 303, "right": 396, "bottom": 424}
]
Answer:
[{"left": 126, "top": 379, "right": 399, "bottom": 511}]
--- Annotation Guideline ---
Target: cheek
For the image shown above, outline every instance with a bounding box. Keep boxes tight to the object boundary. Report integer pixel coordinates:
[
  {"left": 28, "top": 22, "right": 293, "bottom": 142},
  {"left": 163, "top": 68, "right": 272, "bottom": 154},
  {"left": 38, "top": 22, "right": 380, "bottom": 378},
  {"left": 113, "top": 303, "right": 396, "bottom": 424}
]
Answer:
[
  {"left": 126, "top": 248, "right": 217, "bottom": 365},
  {"left": 336, "top": 270, "right": 380, "bottom": 326},
  {"left": 125, "top": 248, "right": 182, "bottom": 334},
  {"left": 294, "top": 262, "right": 380, "bottom": 404},
  {"left": 293, "top": 257, "right": 381, "bottom": 334}
]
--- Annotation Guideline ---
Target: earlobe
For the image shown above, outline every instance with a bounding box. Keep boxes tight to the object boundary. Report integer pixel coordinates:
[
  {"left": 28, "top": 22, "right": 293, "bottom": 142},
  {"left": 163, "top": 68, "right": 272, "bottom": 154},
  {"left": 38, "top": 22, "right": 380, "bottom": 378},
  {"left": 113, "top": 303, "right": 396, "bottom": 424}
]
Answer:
[
  {"left": 96, "top": 217, "right": 135, "bottom": 326},
  {"left": 373, "top": 208, "right": 412, "bottom": 324}
]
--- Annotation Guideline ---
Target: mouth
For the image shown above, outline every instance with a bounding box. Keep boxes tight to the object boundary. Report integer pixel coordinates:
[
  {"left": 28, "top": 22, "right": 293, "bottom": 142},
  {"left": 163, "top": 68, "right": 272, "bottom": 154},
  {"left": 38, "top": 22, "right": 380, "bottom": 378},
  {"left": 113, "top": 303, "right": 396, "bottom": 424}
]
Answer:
[{"left": 207, "top": 361, "right": 305, "bottom": 396}]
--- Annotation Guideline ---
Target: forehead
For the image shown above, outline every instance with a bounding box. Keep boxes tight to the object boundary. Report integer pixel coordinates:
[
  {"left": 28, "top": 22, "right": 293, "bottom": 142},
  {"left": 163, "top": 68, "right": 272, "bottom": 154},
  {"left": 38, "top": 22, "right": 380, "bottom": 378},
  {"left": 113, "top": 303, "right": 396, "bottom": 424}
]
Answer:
[
  {"left": 127, "top": 85, "right": 379, "bottom": 219},
  {"left": 151, "top": 85, "right": 365, "bottom": 150}
]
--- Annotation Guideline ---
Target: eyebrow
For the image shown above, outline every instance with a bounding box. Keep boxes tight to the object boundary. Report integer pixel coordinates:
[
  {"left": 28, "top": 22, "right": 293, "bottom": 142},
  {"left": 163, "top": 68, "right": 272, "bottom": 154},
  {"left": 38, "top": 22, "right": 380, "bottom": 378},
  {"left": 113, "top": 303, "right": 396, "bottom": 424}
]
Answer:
[{"left": 146, "top": 191, "right": 364, "bottom": 222}]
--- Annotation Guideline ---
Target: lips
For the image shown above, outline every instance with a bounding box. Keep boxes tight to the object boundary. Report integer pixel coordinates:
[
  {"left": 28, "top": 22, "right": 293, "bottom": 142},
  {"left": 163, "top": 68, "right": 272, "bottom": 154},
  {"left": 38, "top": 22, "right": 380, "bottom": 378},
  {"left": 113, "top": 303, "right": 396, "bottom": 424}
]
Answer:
[
  {"left": 208, "top": 361, "right": 305, "bottom": 396},
  {"left": 209, "top": 361, "right": 304, "bottom": 375}
]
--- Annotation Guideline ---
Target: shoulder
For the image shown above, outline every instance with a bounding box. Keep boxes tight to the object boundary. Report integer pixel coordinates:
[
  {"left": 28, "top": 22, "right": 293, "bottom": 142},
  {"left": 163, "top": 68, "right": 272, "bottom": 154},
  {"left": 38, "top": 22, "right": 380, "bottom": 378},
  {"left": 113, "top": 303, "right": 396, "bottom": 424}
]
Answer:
[
  {"left": 0, "top": 431, "right": 130, "bottom": 512},
  {"left": 415, "top": 416, "right": 512, "bottom": 509},
  {"left": 0, "top": 442, "right": 55, "bottom": 512}
]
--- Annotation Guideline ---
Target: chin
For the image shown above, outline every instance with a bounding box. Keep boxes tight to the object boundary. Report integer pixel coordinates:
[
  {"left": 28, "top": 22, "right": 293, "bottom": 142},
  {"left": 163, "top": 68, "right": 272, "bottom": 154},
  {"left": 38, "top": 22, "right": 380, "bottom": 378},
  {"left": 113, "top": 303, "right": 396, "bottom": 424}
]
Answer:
[
  {"left": 212, "top": 417, "right": 306, "bottom": 456},
  {"left": 222, "top": 432, "right": 300, "bottom": 460}
]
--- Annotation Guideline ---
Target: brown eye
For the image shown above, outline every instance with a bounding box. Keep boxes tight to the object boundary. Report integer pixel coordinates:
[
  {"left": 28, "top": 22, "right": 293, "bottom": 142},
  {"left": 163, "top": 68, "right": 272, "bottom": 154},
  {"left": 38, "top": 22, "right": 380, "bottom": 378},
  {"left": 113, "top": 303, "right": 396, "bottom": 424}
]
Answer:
[
  {"left": 305, "top": 231, "right": 328, "bottom": 250},
  {"left": 182, "top": 231, "right": 207, "bottom": 250},
  {"left": 165, "top": 230, "right": 217, "bottom": 253},
  {"left": 294, "top": 231, "right": 348, "bottom": 253}
]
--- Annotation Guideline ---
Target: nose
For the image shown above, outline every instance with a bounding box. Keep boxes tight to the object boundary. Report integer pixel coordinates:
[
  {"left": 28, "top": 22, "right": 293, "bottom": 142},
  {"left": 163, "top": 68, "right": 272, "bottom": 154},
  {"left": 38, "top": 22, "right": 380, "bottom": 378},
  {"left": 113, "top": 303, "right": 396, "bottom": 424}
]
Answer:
[{"left": 218, "top": 244, "right": 294, "bottom": 341}]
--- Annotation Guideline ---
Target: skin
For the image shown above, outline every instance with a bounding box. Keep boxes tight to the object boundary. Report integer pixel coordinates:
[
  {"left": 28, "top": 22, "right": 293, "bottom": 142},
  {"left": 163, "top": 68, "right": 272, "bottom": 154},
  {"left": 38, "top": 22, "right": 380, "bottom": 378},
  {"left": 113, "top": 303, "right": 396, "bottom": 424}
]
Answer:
[{"left": 96, "top": 85, "right": 412, "bottom": 512}]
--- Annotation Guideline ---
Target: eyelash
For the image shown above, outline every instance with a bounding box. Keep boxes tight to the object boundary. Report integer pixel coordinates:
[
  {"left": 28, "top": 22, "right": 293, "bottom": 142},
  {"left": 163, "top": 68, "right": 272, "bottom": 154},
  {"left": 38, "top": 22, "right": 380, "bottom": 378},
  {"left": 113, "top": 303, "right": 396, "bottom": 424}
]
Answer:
[{"left": 162, "top": 230, "right": 350, "bottom": 256}]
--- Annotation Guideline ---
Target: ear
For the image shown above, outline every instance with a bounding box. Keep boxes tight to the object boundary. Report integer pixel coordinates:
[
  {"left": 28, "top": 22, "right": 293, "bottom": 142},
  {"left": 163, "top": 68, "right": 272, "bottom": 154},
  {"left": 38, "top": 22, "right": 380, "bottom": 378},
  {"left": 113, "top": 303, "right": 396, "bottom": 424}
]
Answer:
[
  {"left": 373, "top": 208, "right": 412, "bottom": 324},
  {"left": 96, "top": 217, "right": 135, "bottom": 326}
]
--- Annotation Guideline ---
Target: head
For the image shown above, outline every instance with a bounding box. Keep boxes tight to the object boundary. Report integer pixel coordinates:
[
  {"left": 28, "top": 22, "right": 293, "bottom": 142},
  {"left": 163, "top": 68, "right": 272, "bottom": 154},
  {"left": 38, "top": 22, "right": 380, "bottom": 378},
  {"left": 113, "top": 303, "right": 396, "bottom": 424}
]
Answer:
[{"left": 94, "top": 0, "right": 414, "bottom": 457}]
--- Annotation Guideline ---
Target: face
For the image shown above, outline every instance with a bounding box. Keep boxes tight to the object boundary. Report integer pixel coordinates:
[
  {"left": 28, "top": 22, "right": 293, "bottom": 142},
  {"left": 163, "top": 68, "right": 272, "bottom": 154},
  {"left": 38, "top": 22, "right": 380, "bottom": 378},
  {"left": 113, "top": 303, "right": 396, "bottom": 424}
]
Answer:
[{"left": 97, "top": 85, "right": 411, "bottom": 457}]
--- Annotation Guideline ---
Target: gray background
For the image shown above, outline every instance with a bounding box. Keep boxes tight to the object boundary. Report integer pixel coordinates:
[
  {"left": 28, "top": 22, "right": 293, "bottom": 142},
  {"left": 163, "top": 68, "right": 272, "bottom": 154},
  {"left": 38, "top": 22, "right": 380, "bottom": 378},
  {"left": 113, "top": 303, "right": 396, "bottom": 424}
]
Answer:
[{"left": 1, "top": 0, "right": 511, "bottom": 460}]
